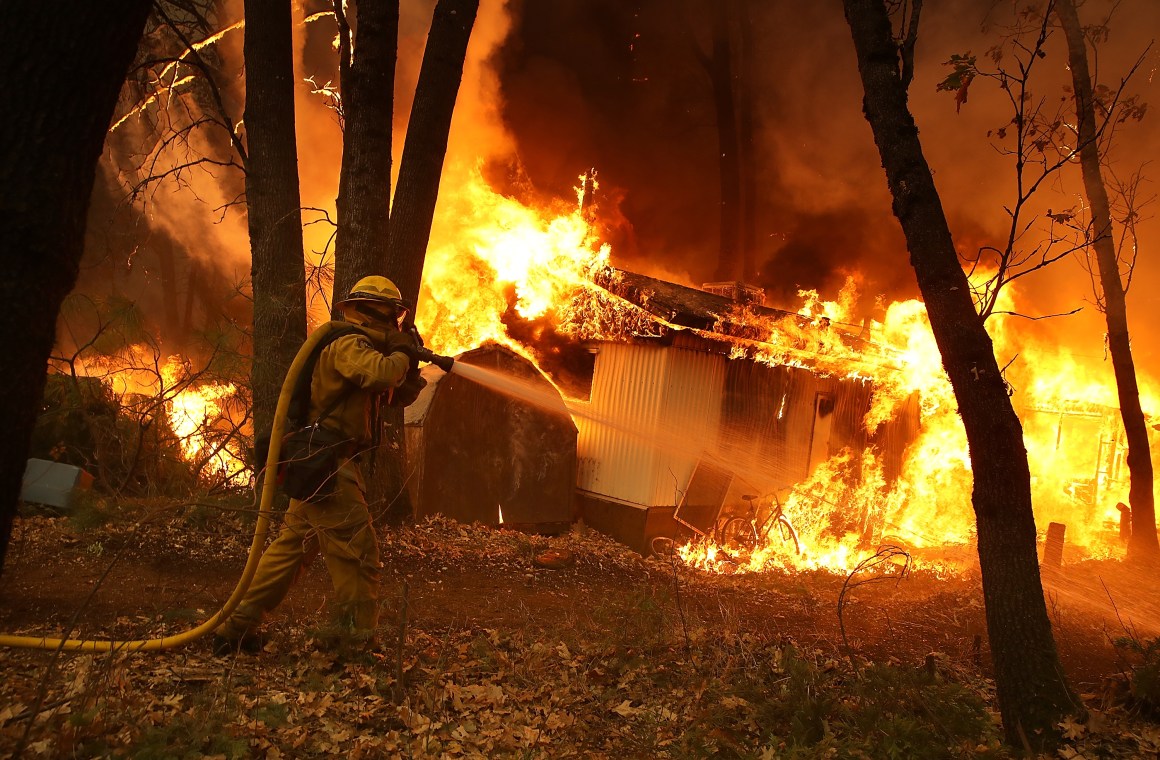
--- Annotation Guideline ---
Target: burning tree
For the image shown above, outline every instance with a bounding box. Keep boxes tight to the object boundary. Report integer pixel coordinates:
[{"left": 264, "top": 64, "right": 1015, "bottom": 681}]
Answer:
[
  {"left": 842, "top": 0, "right": 1078, "bottom": 748},
  {"left": 40, "top": 294, "right": 251, "bottom": 496}
]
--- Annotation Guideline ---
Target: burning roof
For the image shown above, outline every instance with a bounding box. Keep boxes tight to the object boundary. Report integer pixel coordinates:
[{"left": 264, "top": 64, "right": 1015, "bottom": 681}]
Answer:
[
  {"left": 579, "top": 266, "right": 896, "bottom": 379},
  {"left": 594, "top": 268, "right": 797, "bottom": 331}
]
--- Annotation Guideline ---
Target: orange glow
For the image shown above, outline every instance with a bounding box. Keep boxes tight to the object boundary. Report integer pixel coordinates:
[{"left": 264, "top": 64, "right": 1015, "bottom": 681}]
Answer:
[
  {"left": 407, "top": 172, "right": 1155, "bottom": 576},
  {"left": 70, "top": 355, "right": 248, "bottom": 487},
  {"left": 160, "top": 360, "right": 248, "bottom": 486},
  {"left": 415, "top": 168, "right": 614, "bottom": 360}
]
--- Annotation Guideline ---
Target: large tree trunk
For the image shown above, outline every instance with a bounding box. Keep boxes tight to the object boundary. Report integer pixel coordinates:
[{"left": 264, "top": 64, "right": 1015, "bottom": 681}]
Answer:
[
  {"left": 1056, "top": 0, "right": 1158, "bottom": 561},
  {"left": 244, "top": 0, "right": 308, "bottom": 454},
  {"left": 736, "top": 0, "right": 757, "bottom": 284},
  {"left": 0, "top": 1, "right": 152, "bottom": 577},
  {"left": 369, "top": 0, "right": 477, "bottom": 526},
  {"left": 332, "top": 0, "right": 404, "bottom": 523},
  {"left": 842, "top": 0, "right": 1078, "bottom": 747},
  {"left": 332, "top": 0, "right": 399, "bottom": 304},
  {"left": 704, "top": 0, "right": 742, "bottom": 283},
  {"left": 386, "top": 0, "right": 480, "bottom": 303}
]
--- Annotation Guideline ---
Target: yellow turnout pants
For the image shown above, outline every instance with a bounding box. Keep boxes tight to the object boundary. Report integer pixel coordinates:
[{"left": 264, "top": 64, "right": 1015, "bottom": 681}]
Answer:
[{"left": 217, "top": 466, "right": 381, "bottom": 639}]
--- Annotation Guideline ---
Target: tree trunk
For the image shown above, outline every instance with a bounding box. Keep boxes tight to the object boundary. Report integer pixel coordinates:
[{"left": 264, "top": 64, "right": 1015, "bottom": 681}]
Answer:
[
  {"left": 361, "top": 0, "right": 476, "bottom": 526},
  {"left": 244, "top": 0, "right": 308, "bottom": 454},
  {"left": 1056, "top": 0, "right": 1158, "bottom": 561},
  {"left": 386, "top": 0, "right": 480, "bottom": 303},
  {"left": 704, "top": 0, "right": 742, "bottom": 283},
  {"left": 332, "top": 0, "right": 399, "bottom": 304},
  {"left": 331, "top": 0, "right": 405, "bottom": 523},
  {"left": 841, "top": 0, "right": 1078, "bottom": 748},
  {"left": 736, "top": 0, "right": 757, "bottom": 284},
  {"left": 0, "top": 1, "right": 151, "bottom": 577}
]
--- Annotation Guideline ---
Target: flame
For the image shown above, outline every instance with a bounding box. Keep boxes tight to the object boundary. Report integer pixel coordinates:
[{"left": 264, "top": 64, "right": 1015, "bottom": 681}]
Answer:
[
  {"left": 408, "top": 169, "right": 1154, "bottom": 577},
  {"left": 68, "top": 354, "right": 249, "bottom": 487},
  {"left": 416, "top": 167, "right": 612, "bottom": 359},
  {"left": 675, "top": 273, "right": 1153, "bottom": 575},
  {"left": 160, "top": 360, "right": 248, "bottom": 486}
]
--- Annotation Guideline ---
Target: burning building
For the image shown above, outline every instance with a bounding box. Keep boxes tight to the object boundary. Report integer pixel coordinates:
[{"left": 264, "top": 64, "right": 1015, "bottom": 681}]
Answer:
[
  {"left": 561, "top": 268, "right": 920, "bottom": 555},
  {"left": 1021, "top": 398, "right": 1160, "bottom": 544}
]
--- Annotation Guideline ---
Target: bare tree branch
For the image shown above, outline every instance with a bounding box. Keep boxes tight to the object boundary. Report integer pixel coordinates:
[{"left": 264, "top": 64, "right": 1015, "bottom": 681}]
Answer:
[{"left": 150, "top": 1, "right": 247, "bottom": 166}]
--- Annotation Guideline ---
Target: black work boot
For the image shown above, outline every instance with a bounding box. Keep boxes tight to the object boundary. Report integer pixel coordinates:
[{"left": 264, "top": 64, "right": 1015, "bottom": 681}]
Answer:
[{"left": 211, "top": 630, "right": 265, "bottom": 656}]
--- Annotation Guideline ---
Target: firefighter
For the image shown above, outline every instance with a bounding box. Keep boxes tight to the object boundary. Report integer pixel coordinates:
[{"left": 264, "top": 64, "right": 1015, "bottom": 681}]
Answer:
[{"left": 212, "top": 275, "right": 420, "bottom": 655}]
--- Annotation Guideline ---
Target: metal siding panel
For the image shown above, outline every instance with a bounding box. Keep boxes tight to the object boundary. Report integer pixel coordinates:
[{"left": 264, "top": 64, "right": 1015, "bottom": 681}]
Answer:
[
  {"left": 650, "top": 348, "right": 725, "bottom": 506},
  {"left": 578, "top": 342, "right": 668, "bottom": 505},
  {"left": 578, "top": 338, "right": 922, "bottom": 514}
]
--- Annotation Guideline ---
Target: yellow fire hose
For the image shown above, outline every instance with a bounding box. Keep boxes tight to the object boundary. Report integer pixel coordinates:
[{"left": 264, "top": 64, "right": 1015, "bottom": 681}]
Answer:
[{"left": 0, "top": 325, "right": 334, "bottom": 652}]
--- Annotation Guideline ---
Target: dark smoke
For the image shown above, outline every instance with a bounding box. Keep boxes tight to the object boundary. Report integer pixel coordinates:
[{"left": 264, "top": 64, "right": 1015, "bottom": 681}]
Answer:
[
  {"left": 493, "top": 0, "right": 1160, "bottom": 384},
  {"left": 493, "top": 0, "right": 921, "bottom": 311}
]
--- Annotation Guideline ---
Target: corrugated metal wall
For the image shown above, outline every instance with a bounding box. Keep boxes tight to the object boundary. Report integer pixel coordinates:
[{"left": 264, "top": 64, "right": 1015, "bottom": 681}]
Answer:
[
  {"left": 577, "top": 343, "right": 724, "bottom": 507},
  {"left": 577, "top": 343, "right": 667, "bottom": 505},
  {"left": 579, "top": 340, "right": 914, "bottom": 511},
  {"left": 650, "top": 346, "right": 725, "bottom": 505}
]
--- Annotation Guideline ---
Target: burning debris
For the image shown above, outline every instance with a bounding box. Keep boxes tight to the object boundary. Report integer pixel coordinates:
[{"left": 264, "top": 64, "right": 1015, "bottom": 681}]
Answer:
[{"left": 35, "top": 335, "right": 250, "bottom": 497}]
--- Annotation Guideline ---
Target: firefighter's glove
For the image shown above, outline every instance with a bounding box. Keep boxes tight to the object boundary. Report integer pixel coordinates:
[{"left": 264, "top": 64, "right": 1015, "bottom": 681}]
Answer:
[
  {"left": 389, "top": 367, "right": 428, "bottom": 408},
  {"left": 382, "top": 329, "right": 420, "bottom": 371}
]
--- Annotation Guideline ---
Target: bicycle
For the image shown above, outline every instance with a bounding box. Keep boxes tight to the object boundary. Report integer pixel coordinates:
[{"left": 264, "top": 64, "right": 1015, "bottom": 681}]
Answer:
[{"left": 716, "top": 492, "right": 801, "bottom": 555}]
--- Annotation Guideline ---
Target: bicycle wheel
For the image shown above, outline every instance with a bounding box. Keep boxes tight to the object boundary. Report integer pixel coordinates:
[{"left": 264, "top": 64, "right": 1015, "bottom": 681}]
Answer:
[
  {"left": 718, "top": 517, "right": 759, "bottom": 551},
  {"left": 774, "top": 515, "right": 801, "bottom": 554}
]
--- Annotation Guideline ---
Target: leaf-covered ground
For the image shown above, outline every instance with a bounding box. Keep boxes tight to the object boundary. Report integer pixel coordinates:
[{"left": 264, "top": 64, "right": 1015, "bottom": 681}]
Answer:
[{"left": 1, "top": 510, "right": 1159, "bottom": 758}]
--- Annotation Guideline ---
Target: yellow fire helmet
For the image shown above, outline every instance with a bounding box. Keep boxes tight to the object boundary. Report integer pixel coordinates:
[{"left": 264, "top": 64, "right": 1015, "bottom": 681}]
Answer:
[
  {"left": 342, "top": 275, "right": 403, "bottom": 304},
  {"left": 337, "top": 275, "right": 409, "bottom": 312}
]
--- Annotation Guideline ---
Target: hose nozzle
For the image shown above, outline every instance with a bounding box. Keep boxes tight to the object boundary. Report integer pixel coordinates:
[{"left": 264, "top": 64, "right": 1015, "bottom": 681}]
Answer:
[{"left": 416, "top": 346, "right": 454, "bottom": 373}]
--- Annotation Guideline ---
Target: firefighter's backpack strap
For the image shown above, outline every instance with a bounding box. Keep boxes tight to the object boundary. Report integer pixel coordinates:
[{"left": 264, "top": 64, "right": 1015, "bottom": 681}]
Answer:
[{"left": 286, "top": 322, "right": 370, "bottom": 429}]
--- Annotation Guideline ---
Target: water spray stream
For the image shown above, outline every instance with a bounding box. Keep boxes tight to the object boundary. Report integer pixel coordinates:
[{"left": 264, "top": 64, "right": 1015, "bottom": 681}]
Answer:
[
  {"left": 449, "top": 361, "right": 747, "bottom": 464},
  {"left": 449, "top": 361, "right": 808, "bottom": 502}
]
